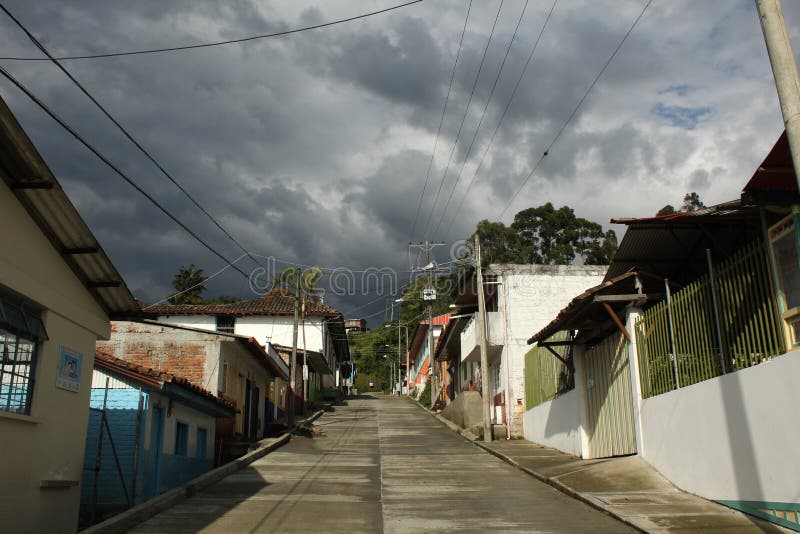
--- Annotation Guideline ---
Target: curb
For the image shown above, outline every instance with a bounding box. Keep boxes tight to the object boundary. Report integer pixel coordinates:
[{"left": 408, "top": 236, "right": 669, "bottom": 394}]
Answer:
[
  {"left": 81, "top": 433, "right": 291, "bottom": 534},
  {"left": 410, "top": 400, "right": 644, "bottom": 533}
]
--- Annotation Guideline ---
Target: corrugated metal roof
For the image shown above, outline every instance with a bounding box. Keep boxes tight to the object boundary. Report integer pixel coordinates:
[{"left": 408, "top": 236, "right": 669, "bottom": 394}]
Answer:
[{"left": 0, "top": 96, "right": 139, "bottom": 317}]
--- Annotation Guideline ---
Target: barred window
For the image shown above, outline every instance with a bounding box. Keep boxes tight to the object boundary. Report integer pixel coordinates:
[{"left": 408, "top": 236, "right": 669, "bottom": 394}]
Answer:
[
  {"left": 0, "top": 328, "right": 38, "bottom": 414},
  {"left": 0, "top": 287, "right": 45, "bottom": 416}
]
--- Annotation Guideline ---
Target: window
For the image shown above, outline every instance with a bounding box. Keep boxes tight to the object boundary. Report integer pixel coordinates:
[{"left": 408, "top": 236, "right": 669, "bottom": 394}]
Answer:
[
  {"left": 769, "top": 212, "right": 800, "bottom": 348},
  {"left": 175, "top": 422, "right": 189, "bottom": 456},
  {"left": 196, "top": 427, "right": 208, "bottom": 458},
  {"left": 0, "top": 288, "right": 45, "bottom": 415},
  {"left": 216, "top": 316, "right": 235, "bottom": 334}
]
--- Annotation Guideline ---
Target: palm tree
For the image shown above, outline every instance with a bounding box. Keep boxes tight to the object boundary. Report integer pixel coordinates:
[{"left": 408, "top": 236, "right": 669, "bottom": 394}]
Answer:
[{"left": 169, "top": 264, "right": 207, "bottom": 304}]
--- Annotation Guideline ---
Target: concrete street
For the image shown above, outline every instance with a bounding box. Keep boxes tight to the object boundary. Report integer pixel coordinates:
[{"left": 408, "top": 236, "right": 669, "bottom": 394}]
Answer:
[{"left": 131, "top": 395, "right": 632, "bottom": 533}]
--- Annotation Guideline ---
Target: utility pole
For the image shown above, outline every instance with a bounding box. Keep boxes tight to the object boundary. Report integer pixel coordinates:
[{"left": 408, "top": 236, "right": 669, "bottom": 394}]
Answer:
[
  {"left": 409, "top": 241, "right": 444, "bottom": 409},
  {"left": 288, "top": 268, "right": 301, "bottom": 428},
  {"left": 756, "top": 0, "right": 800, "bottom": 189},
  {"left": 474, "top": 235, "right": 493, "bottom": 442},
  {"left": 397, "top": 324, "right": 402, "bottom": 395}
]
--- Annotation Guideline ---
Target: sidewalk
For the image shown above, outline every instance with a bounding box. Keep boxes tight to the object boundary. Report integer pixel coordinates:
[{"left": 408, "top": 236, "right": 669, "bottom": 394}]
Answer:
[{"left": 429, "top": 408, "right": 787, "bottom": 533}]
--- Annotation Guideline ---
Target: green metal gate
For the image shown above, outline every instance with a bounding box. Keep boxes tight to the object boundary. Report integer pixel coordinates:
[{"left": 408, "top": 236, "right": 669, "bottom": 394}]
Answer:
[{"left": 584, "top": 333, "right": 637, "bottom": 459}]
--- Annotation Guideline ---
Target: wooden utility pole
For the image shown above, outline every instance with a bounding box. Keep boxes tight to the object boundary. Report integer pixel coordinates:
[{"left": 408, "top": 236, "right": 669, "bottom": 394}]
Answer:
[
  {"left": 756, "top": 0, "right": 800, "bottom": 189},
  {"left": 288, "top": 269, "right": 301, "bottom": 428},
  {"left": 474, "top": 235, "right": 493, "bottom": 442}
]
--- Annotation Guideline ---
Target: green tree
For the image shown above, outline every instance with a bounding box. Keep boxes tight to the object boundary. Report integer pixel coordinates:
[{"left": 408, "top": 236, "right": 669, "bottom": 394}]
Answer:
[
  {"left": 507, "top": 203, "right": 616, "bottom": 265},
  {"left": 680, "top": 192, "right": 705, "bottom": 212},
  {"left": 169, "top": 264, "right": 207, "bottom": 304},
  {"left": 472, "top": 219, "right": 526, "bottom": 265},
  {"left": 656, "top": 204, "right": 676, "bottom": 216}
]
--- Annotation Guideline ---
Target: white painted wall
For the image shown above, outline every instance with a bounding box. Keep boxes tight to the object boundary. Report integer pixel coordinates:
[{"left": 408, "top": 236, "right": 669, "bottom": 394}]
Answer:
[
  {"left": 157, "top": 315, "right": 216, "bottom": 331},
  {"left": 494, "top": 265, "right": 606, "bottom": 436},
  {"left": 522, "top": 388, "right": 582, "bottom": 456},
  {"left": 639, "top": 349, "right": 800, "bottom": 503},
  {"left": 234, "top": 315, "right": 325, "bottom": 353}
]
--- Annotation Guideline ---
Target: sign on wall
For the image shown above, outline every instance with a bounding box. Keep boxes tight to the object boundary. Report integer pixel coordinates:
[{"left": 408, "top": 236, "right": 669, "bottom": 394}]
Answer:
[{"left": 56, "top": 346, "right": 82, "bottom": 392}]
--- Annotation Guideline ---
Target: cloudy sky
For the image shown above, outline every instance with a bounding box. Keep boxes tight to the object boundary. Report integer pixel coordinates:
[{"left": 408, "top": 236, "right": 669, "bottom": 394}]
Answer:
[{"left": 1, "top": 0, "right": 799, "bottom": 324}]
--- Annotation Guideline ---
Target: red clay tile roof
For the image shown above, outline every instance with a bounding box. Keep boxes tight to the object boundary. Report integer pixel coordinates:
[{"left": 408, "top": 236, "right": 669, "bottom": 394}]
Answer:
[
  {"left": 140, "top": 288, "right": 341, "bottom": 317},
  {"left": 94, "top": 350, "right": 235, "bottom": 411}
]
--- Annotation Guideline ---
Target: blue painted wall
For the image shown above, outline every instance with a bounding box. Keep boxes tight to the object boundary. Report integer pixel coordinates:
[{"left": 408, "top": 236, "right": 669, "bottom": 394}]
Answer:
[{"left": 81, "top": 388, "right": 147, "bottom": 507}]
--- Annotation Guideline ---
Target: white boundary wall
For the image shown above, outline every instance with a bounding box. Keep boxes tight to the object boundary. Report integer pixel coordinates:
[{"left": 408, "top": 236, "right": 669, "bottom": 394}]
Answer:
[
  {"left": 522, "top": 388, "right": 583, "bottom": 456},
  {"left": 639, "top": 349, "right": 800, "bottom": 503}
]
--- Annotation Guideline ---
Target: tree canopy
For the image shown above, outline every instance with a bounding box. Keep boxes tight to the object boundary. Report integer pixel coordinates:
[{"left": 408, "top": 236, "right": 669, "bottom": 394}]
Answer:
[
  {"left": 656, "top": 192, "right": 706, "bottom": 216},
  {"left": 168, "top": 264, "right": 241, "bottom": 305},
  {"left": 169, "top": 264, "right": 206, "bottom": 304},
  {"left": 469, "top": 202, "right": 616, "bottom": 266}
]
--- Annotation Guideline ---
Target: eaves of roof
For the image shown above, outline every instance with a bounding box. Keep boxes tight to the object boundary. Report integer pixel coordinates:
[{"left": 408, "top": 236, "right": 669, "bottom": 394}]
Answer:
[
  {"left": 0, "top": 96, "right": 139, "bottom": 317},
  {"left": 94, "top": 350, "right": 235, "bottom": 415}
]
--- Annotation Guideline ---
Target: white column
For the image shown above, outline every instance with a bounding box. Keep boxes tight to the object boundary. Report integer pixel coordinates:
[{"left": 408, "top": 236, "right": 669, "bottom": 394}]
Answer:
[
  {"left": 572, "top": 343, "right": 591, "bottom": 459},
  {"left": 625, "top": 307, "right": 646, "bottom": 456}
]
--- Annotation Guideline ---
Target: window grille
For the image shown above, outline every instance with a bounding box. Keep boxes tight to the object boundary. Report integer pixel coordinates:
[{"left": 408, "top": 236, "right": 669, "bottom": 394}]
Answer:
[
  {"left": 0, "top": 328, "right": 37, "bottom": 414},
  {"left": 215, "top": 316, "right": 235, "bottom": 334}
]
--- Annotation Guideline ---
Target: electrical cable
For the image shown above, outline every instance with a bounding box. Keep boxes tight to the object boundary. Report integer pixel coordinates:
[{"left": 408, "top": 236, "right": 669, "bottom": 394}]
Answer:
[
  {"left": 0, "top": 63, "right": 252, "bottom": 279},
  {"left": 421, "top": 0, "right": 505, "bottom": 240},
  {"left": 0, "top": 3, "right": 267, "bottom": 271},
  {"left": 498, "top": 0, "right": 653, "bottom": 219},
  {"left": 430, "top": 0, "right": 530, "bottom": 239},
  {"left": 142, "top": 253, "right": 248, "bottom": 309},
  {"left": 0, "top": 1, "right": 423, "bottom": 61},
  {"left": 443, "top": 0, "right": 558, "bottom": 237},
  {"left": 408, "top": 0, "right": 472, "bottom": 244}
]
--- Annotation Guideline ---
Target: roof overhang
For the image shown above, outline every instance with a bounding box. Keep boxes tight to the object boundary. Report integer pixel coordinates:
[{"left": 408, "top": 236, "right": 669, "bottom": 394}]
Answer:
[
  {"left": 0, "top": 96, "right": 139, "bottom": 318},
  {"left": 741, "top": 131, "right": 800, "bottom": 206}
]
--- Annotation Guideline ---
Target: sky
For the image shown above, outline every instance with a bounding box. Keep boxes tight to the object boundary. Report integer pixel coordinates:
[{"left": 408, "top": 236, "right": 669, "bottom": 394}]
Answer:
[{"left": 1, "top": 0, "right": 799, "bottom": 325}]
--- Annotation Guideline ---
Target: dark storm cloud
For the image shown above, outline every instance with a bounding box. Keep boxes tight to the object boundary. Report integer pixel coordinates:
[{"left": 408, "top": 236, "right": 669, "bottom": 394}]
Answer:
[{"left": 0, "top": 0, "right": 798, "bottom": 323}]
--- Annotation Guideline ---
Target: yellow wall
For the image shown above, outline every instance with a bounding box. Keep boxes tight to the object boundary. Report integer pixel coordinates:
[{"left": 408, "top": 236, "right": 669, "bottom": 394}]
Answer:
[{"left": 0, "top": 182, "right": 111, "bottom": 532}]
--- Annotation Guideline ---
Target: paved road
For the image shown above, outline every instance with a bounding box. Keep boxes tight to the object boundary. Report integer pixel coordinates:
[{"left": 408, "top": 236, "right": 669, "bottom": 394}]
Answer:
[{"left": 132, "top": 396, "right": 632, "bottom": 533}]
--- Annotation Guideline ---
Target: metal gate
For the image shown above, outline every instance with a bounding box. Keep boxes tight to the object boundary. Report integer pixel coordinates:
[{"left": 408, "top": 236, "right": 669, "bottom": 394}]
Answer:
[{"left": 584, "top": 332, "right": 637, "bottom": 458}]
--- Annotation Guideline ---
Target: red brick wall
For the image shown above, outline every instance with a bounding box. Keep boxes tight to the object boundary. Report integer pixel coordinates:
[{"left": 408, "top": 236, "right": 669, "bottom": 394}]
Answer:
[{"left": 97, "top": 339, "right": 208, "bottom": 385}]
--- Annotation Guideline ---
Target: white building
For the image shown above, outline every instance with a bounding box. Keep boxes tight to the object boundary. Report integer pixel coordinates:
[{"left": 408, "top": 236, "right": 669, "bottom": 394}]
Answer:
[
  {"left": 142, "top": 289, "right": 350, "bottom": 394},
  {"left": 447, "top": 264, "right": 606, "bottom": 437}
]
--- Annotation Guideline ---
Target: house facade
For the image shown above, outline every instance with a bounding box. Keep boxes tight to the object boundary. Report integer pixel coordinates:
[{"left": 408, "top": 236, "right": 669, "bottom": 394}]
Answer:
[
  {"left": 448, "top": 265, "right": 605, "bottom": 437},
  {"left": 0, "top": 96, "right": 140, "bottom": 532},
  {"left": 523, "top": 132, "right": 800, "bottom": 530},
  {"left": 96, "top": 321, "right": 288, "bottom": 443},
  {"left": 80, "top": 352, "right": 234, "bottom": 520},
  {"left": 406, "top": 314, "right": 449, "bottom": 399},
  {"left": 142, "top": 289, "right": 349, "bottom": 394}
]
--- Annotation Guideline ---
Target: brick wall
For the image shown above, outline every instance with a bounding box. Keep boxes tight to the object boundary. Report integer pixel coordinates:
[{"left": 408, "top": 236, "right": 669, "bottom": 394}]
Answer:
[{"left": 97, "top": 322, "right": 222, "bottom": 387}]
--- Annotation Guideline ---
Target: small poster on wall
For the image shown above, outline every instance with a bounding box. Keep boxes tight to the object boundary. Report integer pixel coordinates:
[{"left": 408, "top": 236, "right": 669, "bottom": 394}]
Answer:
[{"left": 56, "top": 346, "right": 82, "bottom": 392}]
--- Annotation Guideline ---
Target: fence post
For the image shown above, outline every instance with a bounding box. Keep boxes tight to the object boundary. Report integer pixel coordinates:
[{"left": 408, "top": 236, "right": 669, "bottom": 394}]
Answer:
[
  {"left": 664, "top": 278, "right": 681, "bottom": 389},
  {"left": 706, "top": 249, "right": 727, "bottom": 375}
]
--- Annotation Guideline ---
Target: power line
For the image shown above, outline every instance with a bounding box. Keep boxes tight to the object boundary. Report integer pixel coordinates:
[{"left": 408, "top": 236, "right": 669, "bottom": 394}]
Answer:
[
  {"left": 0, "top": 63, "right": 252, "bottom": 279},
  {"left": 421, "top": 0, "right": 505, "bottom": 240},
  {"left": 498, "top": 0, "right": 654, "bottom": 219},
  {"left": 443, "top": 0, "right": 558, "bottom": 237},
  {"left": 0, "top": 1, "right": 424, "bottom": 61},
  {"left": 430, "top": 0, "right": 530, "bottom": 239},
  {"left": 408, "top": 0, "right": 472, "bottom": 244},
  {"left": 0, "top": 3, "right": 267, "bottom": 271}
]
